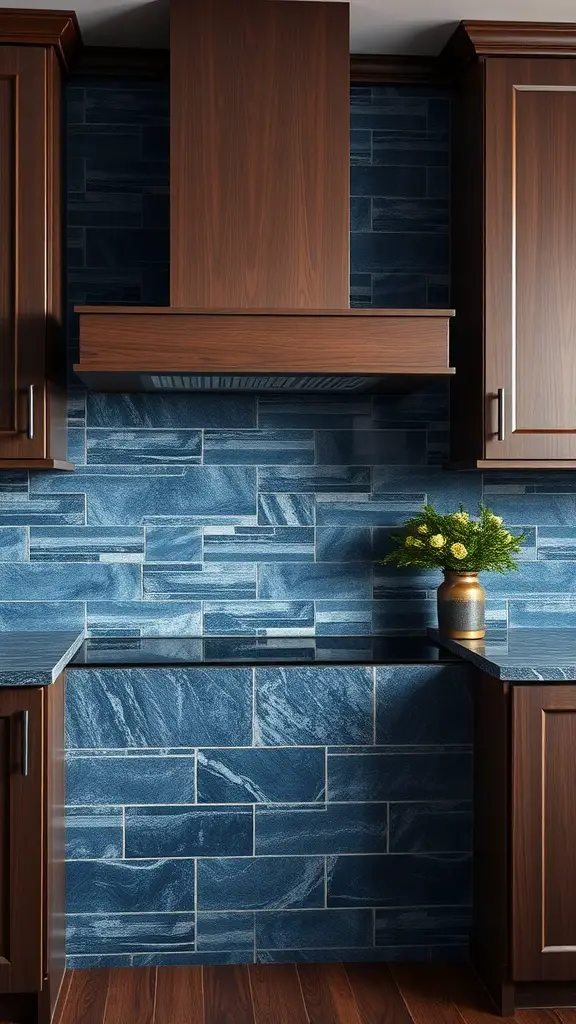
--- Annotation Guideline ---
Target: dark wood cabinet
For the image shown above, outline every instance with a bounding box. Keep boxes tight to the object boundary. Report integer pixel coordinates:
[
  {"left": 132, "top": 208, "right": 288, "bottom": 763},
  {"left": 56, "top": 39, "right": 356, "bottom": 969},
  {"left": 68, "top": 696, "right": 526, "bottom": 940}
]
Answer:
[
  {"left": 0, "top": 12, "right": 79, "bottom": 471},
  {"left": 446, "top": 23, "right": 576, "bottom": 469},
  {"left": 473, "top": 675, "right": 576, "bottom": 1014},
  {"left": 0, "top": 677, "right": 67, "bottom": 1024}
]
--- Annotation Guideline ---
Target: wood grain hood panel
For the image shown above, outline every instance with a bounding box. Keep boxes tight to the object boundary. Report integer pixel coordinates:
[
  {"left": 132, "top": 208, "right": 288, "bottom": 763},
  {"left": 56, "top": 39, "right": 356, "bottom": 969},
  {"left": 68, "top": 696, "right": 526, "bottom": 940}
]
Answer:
[{"left": 75, "top": 0, "right": 455, "bottom": 391}]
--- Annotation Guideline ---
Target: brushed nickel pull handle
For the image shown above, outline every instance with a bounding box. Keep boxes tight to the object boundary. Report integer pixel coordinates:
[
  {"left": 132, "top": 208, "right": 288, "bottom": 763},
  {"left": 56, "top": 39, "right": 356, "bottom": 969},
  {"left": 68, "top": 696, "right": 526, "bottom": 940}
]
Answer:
[
  {"left": 27, "top": 385, "right": 34, "bottom": 440},
  {"left": 497, "top": 388, "right": 505, "bottom": 442},
  {"left": 21, "top": 710, "right": 29, "bottom": 777}
]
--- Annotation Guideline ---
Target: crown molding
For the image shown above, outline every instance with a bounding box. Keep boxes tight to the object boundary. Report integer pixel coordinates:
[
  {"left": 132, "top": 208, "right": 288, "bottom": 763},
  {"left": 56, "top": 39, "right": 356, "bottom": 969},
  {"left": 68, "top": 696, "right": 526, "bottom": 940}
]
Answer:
[
  {"left": 442, "top": 20, "right": 576, "bottom": 74},
  {"left": 0, "top": 8, "right": 81, "bottom": 71},
  {"left": 350, "top": 53, "right": 446, "bottom": 85}
]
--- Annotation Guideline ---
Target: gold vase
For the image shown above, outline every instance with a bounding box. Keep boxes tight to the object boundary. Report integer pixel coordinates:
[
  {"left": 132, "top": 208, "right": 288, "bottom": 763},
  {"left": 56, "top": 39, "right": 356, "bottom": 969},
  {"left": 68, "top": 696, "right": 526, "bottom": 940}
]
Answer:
[{"left": 437, "top": 570, "right": 486, "bottom": 639}]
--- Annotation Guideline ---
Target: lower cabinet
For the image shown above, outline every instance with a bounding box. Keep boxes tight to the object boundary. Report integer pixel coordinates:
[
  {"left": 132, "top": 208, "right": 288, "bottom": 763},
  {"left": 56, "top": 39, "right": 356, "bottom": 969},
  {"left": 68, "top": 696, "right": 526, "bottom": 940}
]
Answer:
[
  {"left": 0, "top": 676, "right": 66, "bottom": 1024},
  {"left": 474, "top": 677, "right": 576, "bottom": 1014}
]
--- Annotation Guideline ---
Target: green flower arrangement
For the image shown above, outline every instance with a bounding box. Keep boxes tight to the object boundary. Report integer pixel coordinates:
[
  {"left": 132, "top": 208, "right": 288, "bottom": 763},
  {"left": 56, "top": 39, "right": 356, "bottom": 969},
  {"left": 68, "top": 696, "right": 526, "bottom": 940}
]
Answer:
[{"left": 382, "top": 503, "right": 526, "bottom": 574}]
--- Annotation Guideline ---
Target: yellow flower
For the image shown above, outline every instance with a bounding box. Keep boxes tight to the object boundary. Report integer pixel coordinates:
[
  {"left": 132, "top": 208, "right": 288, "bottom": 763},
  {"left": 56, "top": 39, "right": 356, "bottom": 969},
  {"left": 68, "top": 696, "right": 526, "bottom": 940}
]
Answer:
[
  {"left": 417, "top": 524, "right": 429, "bottom": 534},
  {"left": 490, "top": 514, "right": 503, "bottom": 525},
  {"left": 430, "top": 534, "right": 446, "bottom": 549},
  {"left": 451, "top": 511, "right": 469, "bottom": 524},
  {"left": 405, "top": 536, "right": 416, "bottom": 547},
  {"left": 412, "top": 539, "right": 425, "bottom": 548},
  {"left": 450, "top": 542, "right": 468, "bottom": 559},
  {"left": 502, "top": 531, "right": 512, "bottom": 543}
]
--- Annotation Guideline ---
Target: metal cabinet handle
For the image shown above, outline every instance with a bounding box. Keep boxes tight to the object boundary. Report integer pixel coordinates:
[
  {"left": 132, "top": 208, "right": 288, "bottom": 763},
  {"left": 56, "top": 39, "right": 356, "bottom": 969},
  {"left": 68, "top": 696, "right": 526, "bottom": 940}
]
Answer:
[
  {"left": 21, "top": 710, "right": 29, "bottom": 777},
  {"left": 27, "top": 385, "right": 34, "bottom": 440},
  {"left": 497, "top": 388, "right": 505, "bottom": 442}
]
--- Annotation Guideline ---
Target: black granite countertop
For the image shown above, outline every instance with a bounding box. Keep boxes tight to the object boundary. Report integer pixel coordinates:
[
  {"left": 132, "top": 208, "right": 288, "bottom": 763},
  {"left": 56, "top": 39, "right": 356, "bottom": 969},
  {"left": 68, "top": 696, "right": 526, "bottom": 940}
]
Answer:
[
  {"left": 0, "top": 630, "right": 85, "bottom": 686},
  {"left": 70, "top": 635, "right": 459, "bottom": 667},
  {"left": 431, "top": 628, "right": 576, "bottom": 681}
]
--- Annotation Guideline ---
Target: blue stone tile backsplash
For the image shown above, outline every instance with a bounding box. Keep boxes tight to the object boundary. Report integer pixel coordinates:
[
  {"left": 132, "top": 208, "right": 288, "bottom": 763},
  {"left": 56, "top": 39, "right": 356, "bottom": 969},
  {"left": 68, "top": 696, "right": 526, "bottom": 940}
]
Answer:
[
  {"left": 2, "top": 78, "right": 573, "bottom": 968},
  {"left": 66, "top": 663, "right": 473, "bottom": 967}
]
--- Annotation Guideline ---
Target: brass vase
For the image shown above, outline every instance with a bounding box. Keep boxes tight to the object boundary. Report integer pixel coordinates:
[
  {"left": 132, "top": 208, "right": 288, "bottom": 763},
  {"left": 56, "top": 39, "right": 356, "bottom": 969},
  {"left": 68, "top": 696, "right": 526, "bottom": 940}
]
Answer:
[{"left": 437, "top": 570, "right": 486, "bottom": 639}]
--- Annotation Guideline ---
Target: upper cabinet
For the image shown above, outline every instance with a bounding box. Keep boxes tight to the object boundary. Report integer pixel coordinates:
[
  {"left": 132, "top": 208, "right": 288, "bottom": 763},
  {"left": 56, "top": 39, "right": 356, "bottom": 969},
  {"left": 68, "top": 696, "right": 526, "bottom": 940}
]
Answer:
[
  {"left": 0, "top": 12, "right": 79, "bottom": 471},
  {"left": 446, "top": 22, "right": 576, "bottom": 468}
]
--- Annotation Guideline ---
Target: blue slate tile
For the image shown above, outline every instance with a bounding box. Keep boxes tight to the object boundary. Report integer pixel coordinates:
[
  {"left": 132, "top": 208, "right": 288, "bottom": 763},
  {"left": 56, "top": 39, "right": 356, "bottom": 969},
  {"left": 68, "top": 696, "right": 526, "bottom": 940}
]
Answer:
[
  {"left": 427, "top": 276, "right": 450, "bottom": 306},
  {"left": 145, "top": 526, "right": 202, "bottom": 563},
  {"left": 0, "top": 602, "right": 85, "bottom": 632},
  {"left": 142, "top": 192, "right": 169, "bottom": 227},
  {"left": 130, "top": 951, "right": 254, "bottom": 967},
  {"left": 258, "top": 467, "right": 370, "bottom": 493},
  {"left": 372, "top": 385, "right": 448, "bottom": 428},
  {"left": 0, "top": 527, "right": 27, "bottom": 561},
  {"left": 255, "top": 667, "right": 373, "bottom": 746},
  {"left": 427, "top": 96, "right": 451, "bottom": 131},
  {"left": 66, "top": 668, "right": 253, "bottom": 748},
  {"left": 66, "top": 954, "right": 134, "bottom": 968},
  {"left": 67, "top": 859, "right": 195, "bottom": 914},
  {"left": 328, "top": 750, "right": 472, "bottom": 802},
  {"left": 125, "top": 805, "right": 253, "bottom": 858},
  {"left": 66, "top": 752, "right": 195, "bottom": 805},
  {"left": 350, "top": 274, "right": 372, "bottom": 306},
  {"left": 197, "top": 857, "right": 325, "bottom": 911},
  {"left": 86, "top": 393, "right": 256, "bottom": 428},
  {"left": 372, "top": 274, "right": 427, "bottom": 307},
  {"left": 350, "top": 130, "right": 371, "bottom": 165},
  {"left": 87, "top": 429, "right": 202, "bottom": 465},
  {"left": 316, "top": 430, "right": 426, "bottom": 466},
  {"left": 204, "top": 430, "right": 314, "bottom": 465},
  {"left": 483, "top": 562, "right": 576, "bottom": 598},
  {"left": 203, "top": 527, "right": 314, "bottom": 562},
  {"left": 66, "top": 807, "right": 123, "bottom": 859},
  {"left": 375, "top": 906, "right": 471, "bottom": 946},
  {"left": 87, "top": 601, "right": 201, "bottom": 637},
  {"left": 376, "top": 666, "right": 473, "bottom": 744},
  {"left": 256, "top": 803, "right": 387, "bottom": 855},
  {"left": 256, "top": 947, "right": 429, "bottom": 964},
  {"left": 257, "top": 398, "right": 371, "bottom": 430},
  {"left": 509, "top": 598, "right": 576, "bottom": 628},
  {"left": 143, "top": 563, "right": 257, "bottom": 600},
  {"left": 198, "top": 748, "right": 325, "bottom": 804},
  {"left": 373, "top": 131, "right": 449, "bottom": 168},
  {"left": 196, "top": 912, "right": 255, "bottom": 951},
  {"left": 351, "top": 167, "right": 426, "bottom": 198},
  {"left": 316, "top": 527, "right": 372, "bottom": 562},
  {"left": 350, "top": 86, "right": 372, "bottom": 107},
  {"left": 351, "top": 197, "right": 371, "bottom": 231},
  {"left": 86, "top": 228, "right": 169, "bottom": 269},
  {"left": 485, "top": 493, "right": 576, "bottom": 527},
  {"left": 32, "top": 466, "right": 257, "bottom": 526},
  {"left": 315, "top": 601, "right": 373, "bottom": 636},
  {"left": 68, "top": 192, "right": 142, "bottom": 228},
  {"left": 350, "top": 99, "right": 426, "bottom": 132},
  {"left": 259, "top": 564, "right": 371, "bottom": 601},
  {"left": 30, "top": 527, "right": 143, "bottom": 563},
  {"left": 389, "top": 801, "right": 473, "bottom": 853},
  {"left": 0, "top": 492, "right": 85, "bottom": 526},
  {"left": 85, "top": 85, "right": 169, "bottom": 124},
  {"left": 327, "top": 853, "right": 472, "bottom": 907},
  {"left": 67, "top": 913, "right": 195, "bottom": 956},
  {"left": 427, "top": 166, "right": 449, "bottom": 198},
  {"left": 538, "top": 526, "right": 576, "bottom": 559},
  {"left": 372, "top": 599, "right": 437, "bottom": 634},
  {"left": 373, "top": 565, "right": 440, "bottom": 599},
  {"left": 258, "top": 494, "right": 315, "bottom": 526},
  {"left": 0, "top": 563, "right": 139, "bottom": 601},
  {"left": 316, "top": 494, "right": 425, "bottom": 527},
  {"left": 352, "top": 233, "right": 448, "bottom": 275},
  {"left": 68, "top": 427, "right": 86, "bottom": 464},
  {"left": 203, "top": 601, "right": 314, "bottom": 636},
  {"left": 255, "top": 909, "right": 373, "bottom": 950},
  {"left": 0, "top": 471, "right": 28, "bottom": 493},
  {"left": 68, "top": 226, "right": 85, "bottom": 267},
  {"left": 372, "top": 198, "right": 448, "bottom": 232}
]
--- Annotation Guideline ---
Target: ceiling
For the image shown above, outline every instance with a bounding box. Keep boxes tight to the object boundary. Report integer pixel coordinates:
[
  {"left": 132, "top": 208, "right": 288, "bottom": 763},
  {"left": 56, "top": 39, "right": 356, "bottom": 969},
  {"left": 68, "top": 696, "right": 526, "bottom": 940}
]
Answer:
[{"left": 5, "top": 0, "right": 576, "bottom": 53}]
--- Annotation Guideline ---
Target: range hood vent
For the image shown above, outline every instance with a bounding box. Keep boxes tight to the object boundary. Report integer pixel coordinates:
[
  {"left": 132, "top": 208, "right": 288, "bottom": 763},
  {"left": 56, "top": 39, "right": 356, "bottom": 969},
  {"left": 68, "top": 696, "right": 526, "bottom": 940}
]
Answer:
[{"left": 74, "top": 0, "right": 454, "bottom": 391}]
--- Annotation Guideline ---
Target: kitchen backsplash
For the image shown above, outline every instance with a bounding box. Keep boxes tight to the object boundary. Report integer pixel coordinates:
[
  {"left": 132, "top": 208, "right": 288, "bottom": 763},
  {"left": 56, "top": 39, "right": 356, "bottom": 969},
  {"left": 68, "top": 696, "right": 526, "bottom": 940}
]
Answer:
[{"left": 0, "top": 79, "right": 573, "bottom": 635}]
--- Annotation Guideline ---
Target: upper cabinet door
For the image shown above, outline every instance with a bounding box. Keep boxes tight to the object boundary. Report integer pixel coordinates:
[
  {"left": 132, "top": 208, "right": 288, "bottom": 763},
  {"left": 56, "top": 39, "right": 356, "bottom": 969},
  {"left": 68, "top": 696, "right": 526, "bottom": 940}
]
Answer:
[{"left": 485, "top": 58, "right": 576, "bottom": 461}]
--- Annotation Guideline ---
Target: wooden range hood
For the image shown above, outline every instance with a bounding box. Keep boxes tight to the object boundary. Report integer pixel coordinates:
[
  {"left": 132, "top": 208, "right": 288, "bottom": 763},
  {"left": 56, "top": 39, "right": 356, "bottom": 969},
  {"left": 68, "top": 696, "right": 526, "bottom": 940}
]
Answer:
[{"left": 74, "top": 0, "right": 454, "bottom": 393}]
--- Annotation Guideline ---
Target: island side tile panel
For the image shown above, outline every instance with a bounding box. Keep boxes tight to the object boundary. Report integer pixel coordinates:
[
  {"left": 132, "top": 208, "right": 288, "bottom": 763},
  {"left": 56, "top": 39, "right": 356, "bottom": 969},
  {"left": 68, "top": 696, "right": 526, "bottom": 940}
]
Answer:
[{"left": 65, "top": 663, "right": 473, "bottom": 967}]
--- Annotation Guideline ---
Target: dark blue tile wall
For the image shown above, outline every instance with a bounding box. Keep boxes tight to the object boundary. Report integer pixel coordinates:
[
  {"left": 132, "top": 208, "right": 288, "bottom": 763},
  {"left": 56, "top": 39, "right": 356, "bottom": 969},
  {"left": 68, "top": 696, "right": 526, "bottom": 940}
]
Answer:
[
  {"left": 1, "top": 76, "right": 572, "bottom": 968},
  {"left": 65, "top": 663, "right": 473, "bottom": 967}
]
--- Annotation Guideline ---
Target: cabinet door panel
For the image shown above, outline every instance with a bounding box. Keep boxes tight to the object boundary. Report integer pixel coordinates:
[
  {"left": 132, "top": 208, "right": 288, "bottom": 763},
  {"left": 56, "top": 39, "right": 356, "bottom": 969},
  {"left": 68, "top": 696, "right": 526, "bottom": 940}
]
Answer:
[
  {"left": 485, "top": 59, "right": 576, "bottom": 460},
  {"left": 0, "top": 47, "right": 48, "bottom": 461},
  {"left": 513, "top": 685, "right": 576, "bottom": 980},
  {"left": 0, "top": 688, "right": 44, "bottom": 993}
]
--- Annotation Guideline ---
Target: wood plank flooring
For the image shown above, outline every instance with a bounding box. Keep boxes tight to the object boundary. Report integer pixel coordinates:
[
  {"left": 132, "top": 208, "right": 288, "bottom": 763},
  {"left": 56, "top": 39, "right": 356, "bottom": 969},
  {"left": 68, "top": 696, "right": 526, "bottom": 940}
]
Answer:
[{"left": 48, "top": 962, "right": 576, "bottom": 1024}]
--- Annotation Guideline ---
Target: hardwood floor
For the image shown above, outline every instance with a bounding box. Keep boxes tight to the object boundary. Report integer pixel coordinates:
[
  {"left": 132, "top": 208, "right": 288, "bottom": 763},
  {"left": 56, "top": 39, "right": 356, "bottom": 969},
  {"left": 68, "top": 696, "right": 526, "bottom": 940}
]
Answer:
[{"left": 47, "top": 962, "right": 574, "bottom": 1024}]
